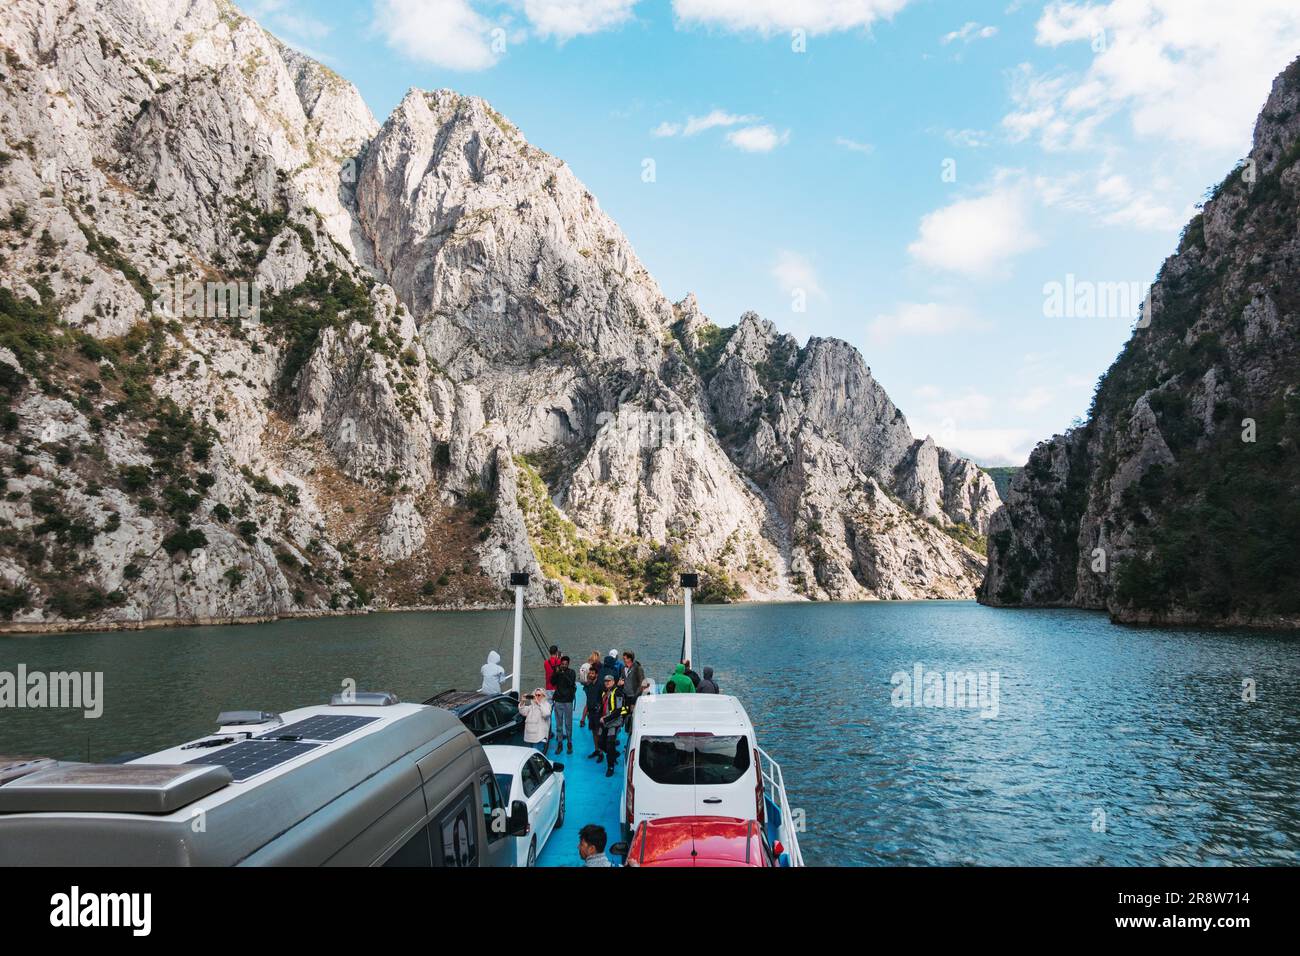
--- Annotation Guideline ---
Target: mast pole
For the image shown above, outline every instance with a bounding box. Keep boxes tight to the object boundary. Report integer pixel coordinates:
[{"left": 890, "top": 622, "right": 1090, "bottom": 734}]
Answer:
[
  {"left": 510, "top": 572, "right": 529, "bottom": 695},
  {"left": 680, "top": 572, "right": 698, "bottom": 664}
]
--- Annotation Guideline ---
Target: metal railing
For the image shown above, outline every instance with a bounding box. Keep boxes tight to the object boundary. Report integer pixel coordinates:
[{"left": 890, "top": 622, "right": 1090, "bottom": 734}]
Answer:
[{"left": 757, "top": 745, "right": 805, "bottom": 867}]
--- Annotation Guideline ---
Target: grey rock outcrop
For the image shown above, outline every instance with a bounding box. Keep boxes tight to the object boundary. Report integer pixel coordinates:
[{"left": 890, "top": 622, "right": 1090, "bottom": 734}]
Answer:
[{"left": 0, "top": 0, "right": 1000, "bottom": 631}]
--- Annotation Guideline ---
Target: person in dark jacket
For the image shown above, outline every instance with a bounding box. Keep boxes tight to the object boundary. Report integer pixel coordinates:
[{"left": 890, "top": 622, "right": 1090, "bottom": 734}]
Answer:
[
  {"left": 551, "top": 656, "right": 577, "bottom": 754},
  {"left": 597, "top": 674, "right": 628, "bottom": 776},
  {"left": 697, "top": 666, "right": 719, "bottom": 694},
  {"left": 619, "top": 651, "right": 645, "bottom": 738},
  {"left": 683, "top": 660, "right": 701, "bottom": 690},
  {"left": 598, "top": 654, "right": 619, "bottom": 687},
  {"left": 580, "top": 667, "right": 603, "bottom": 758}
]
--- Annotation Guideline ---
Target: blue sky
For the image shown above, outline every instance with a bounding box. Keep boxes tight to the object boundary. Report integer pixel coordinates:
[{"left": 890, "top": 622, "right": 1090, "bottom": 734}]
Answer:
[{"left": 247, "top": 1, "right": 1300, "bottom": 465}]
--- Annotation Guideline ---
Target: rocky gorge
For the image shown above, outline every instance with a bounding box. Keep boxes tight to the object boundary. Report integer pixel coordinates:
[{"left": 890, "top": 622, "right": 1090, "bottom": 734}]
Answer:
[
  {"left": 0, "top": 0, "right": 999, "bottom": 632},
  {"left": 981, "top": 56, "right": 1300, "bottom": 628}
]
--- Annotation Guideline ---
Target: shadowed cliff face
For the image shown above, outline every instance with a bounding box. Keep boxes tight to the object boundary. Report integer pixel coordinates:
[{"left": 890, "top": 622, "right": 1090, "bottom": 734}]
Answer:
[
  {"left": 0, "top": 0, "right": 997, "bottom": 630},
  {"left": 982, "top": 56, "right": 1300, "bottom": 628}
]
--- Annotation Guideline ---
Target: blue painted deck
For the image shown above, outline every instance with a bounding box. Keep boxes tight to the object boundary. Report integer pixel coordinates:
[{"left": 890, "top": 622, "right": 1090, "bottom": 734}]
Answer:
[{"left": 537, "top": 721, "right": 627, "bottom": 867}]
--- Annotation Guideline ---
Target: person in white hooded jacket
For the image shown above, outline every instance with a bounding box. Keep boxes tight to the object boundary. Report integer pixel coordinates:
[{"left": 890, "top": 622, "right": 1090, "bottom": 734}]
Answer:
[
  {"left": 479, "top": 650, "right": 510, "bottom": 694},
  {"left": 519, "top": 689, "right": 552, "bottom": 751}
]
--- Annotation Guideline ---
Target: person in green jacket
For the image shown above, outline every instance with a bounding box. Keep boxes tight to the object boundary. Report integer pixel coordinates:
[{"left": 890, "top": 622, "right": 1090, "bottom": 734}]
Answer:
[{"left": 665, "top": 663, "right": 695, "bottom": 694}]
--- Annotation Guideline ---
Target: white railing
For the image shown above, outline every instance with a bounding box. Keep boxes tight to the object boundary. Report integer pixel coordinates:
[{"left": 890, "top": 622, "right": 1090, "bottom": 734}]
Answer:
[{"left": 757, "top": 745, "right": 805, "bottom": 867}]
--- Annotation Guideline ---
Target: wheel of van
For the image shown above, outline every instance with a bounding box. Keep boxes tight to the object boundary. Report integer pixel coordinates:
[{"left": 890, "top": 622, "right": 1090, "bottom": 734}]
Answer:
[
  {"left": 526, "top": 837, "right": 537, "bottom": 868},
  {"left": 555, "top": 784, "right": 566, "bottom": 828}
]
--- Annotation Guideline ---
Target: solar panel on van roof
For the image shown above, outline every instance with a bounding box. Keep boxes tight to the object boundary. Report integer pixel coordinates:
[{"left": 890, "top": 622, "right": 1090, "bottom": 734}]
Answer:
[
  {"left": 185, "top": 740, "right": 320, "bottom": 782},
  {"left": 255, "top": 714, "right": 379, "bottom": 741}
]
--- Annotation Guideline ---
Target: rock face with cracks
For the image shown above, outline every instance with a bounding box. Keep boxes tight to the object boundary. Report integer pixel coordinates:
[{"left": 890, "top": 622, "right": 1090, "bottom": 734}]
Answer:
[{"left": 0, "top": 0, "right": 996, "bottom": 631}]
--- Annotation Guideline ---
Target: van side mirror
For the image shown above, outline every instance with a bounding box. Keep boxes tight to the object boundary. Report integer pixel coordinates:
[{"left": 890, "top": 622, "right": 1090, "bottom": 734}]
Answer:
[
  {"left": 610, "top": 841, "right": 629, "bottom": 859},
  {"left": 507, "top": 799, "right": 530, "bottom": 836},
  {"left": 550, "top": 762, "right": 565, "bottom": 773}
]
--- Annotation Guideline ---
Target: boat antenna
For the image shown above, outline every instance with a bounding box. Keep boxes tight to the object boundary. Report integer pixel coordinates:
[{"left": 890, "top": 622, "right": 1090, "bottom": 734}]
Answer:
[{"left": 509, "top": 572, "right": 529, "bottom": 694}]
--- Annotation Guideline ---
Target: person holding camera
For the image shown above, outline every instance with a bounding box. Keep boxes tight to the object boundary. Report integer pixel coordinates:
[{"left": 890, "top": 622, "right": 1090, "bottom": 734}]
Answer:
[{"left": 519, "top": 688, "right": 552, "bottom": 752}]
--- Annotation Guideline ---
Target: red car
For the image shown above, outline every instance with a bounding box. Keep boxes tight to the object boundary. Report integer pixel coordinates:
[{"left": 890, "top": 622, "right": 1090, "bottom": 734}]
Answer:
[{"left": 615, "top": 815, "right": 778, "bottom": 867}]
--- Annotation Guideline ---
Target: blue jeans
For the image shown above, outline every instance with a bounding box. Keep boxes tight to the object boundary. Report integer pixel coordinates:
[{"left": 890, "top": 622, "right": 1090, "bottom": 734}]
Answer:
[
  {"left": 531, "top": 739, "right": 547, "bottom": 752},
  {"left": 552, "top": 701, "right": 573, "bottom": 744}
]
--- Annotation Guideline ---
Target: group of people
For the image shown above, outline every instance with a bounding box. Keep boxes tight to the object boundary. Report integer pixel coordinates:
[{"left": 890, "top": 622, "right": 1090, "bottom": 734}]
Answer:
[
  {"left": 481, "top": 645, "right": 721, "bottom": 780},
  {"left": 478, "top": 644, "right": 723, "bottom": 867}
]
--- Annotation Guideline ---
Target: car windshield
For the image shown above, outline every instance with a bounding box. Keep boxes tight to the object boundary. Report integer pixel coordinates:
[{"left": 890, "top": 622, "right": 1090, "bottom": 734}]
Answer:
[
  {"left": 638, "top": 734, "right": 751, "bottom": 785},
  {"left": 494, "top": 773, "right": 514, "bottom": 800}
]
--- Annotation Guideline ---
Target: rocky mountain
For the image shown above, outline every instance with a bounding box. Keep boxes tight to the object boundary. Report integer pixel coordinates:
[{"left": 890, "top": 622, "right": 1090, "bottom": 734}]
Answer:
[
  {"left": 0, "top": 0, "right": 998, "bottom": 631},
  {"left": 982, "top": 56, "right": 1300, "bottom": 628}
]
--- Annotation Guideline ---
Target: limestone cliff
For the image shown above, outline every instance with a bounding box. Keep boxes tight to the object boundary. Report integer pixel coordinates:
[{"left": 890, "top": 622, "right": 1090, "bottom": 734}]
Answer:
[
  {"left": 982, "top": 56, "right": 1300, "bottom": 627},
  {"left": 0, "top": 0, "right": 997, "bottom": 631}
]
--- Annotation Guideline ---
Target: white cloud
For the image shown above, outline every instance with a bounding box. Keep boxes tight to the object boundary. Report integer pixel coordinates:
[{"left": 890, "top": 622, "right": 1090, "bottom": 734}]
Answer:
[
  {"left": 908, "top": 186, "right": 1041, "bottom": 278},
  {"left": 929, "top": 427, "right": 1036, "bottom": 466},
  {"left": 1032, "top": 167, "right": 1186, "bottom": 232},
  {"left": 1016, "top": 0, "right": 1300, "bottom": 151},
  {"left": 944, "top": 128, "right": 990, "bottom": 148},
  {"left": 652, "top": 110, "right": 762, "bottom": 137},
  {"left": 941, "top": 21, "right": 997, "bottom": 44},
  {"left": 524, "top": 0, "right": 638, "bottom": 40},
  {"left": 248, "top": 0, "right": 333, "bottom": 43},
  {"left": 671, "top": 0, "right": 914, "bottom": 35},
  {"left": 772, "top": 250, "right": 824, "bottom": 298},
  {"left": 868, "top": 302, "right": 984, "bottom": 343},
  {"left": 684, "top": 109, "right": 760, "bottom": 136},
  {"left": 372, "top": 0, "right": 500, "bottom": 70},
  {"left": 1013, "top": 386, "right": 1054, "bottom": 413},
  {"left": 727, "top": 124, "right": 789, "bottom": 152},
  {"left": 906, "top": 386, "right": 1038, "bottom": 464},
  {"left": 373, "top": 0, "right": 639, "bottom": 68},
  {"left": 835, "top": 136, "right": 875, "bottom": 154}
]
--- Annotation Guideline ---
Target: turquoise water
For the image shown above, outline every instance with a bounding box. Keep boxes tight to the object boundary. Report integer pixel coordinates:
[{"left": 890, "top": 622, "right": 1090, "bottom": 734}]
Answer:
[{"left": 2, "top": 601, "right": 1298, "bottom": 866}]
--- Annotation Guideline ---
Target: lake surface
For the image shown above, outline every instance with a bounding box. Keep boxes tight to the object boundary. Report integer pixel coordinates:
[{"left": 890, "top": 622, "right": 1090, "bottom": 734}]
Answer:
[{"left": 3, "top": 601, "right": 1298, "bottom": 866}]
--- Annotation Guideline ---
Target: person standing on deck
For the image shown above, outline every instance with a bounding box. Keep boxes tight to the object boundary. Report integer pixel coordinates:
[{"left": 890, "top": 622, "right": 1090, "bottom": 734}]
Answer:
[
  {"left": 543, "top": 645, "right": 561, "bottom": 699},
  {"left": 580, "top": 667, "right": 603, "bottom": 759},
  {"left": 551, "top": 655, "right": 577, "bottom": 755},
  {"left": 618, "top": 651, "right": 644, "bottom": 738},
  {"left": 597, "top": 674, "right": 628, "bottom": 777},
  {"left": 609, "top": 650, "right": 624, "bottom": 681},
  {"left": 598, "top": 652, "right": 619, "bottom": 687},
  {"left": 578, "top": 651, "right": 600, "bottom": 685},
  {"left": 683, "top": 660, "right": 701, "bottom": 690},
  {"left": 698, "top": 666, "right": 719, "bottom": 694},
  {"left": 479, "top": 650, "right": 510, "bottom": 694},
  {"left": 664, "top": 663, "right": 694, "bottom": 694},
  {"left": 519, "top": 689, "right": 552, "bottom": 752}
]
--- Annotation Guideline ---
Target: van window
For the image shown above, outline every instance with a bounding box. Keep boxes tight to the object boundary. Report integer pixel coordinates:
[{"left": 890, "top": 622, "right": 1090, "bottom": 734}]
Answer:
[
  {"left": 433, "top": 788, "right": 479, "bottom": 867},
  {"left": 638, "top": 735, "right": 751, "bottom": 785}
]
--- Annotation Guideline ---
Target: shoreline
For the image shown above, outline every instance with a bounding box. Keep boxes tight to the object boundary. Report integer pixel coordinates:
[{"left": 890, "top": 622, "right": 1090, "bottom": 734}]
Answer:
[{"left": 4, "top": 595, "right": 1300, "bottom": 637}]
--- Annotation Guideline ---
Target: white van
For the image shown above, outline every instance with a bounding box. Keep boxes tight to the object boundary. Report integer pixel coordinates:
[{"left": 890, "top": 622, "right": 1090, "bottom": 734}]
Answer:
[{"left": 620, "top": 693, "right": 764, "bottom": 838}]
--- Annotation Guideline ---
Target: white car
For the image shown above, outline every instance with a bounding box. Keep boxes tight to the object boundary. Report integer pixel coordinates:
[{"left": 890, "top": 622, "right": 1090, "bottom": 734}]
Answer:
[
  {"left": 484, "top": 745, "right": 566, "bottom": 867},
  {"left": 620, "top": 694, "right": 763, "bottom": 840}
]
